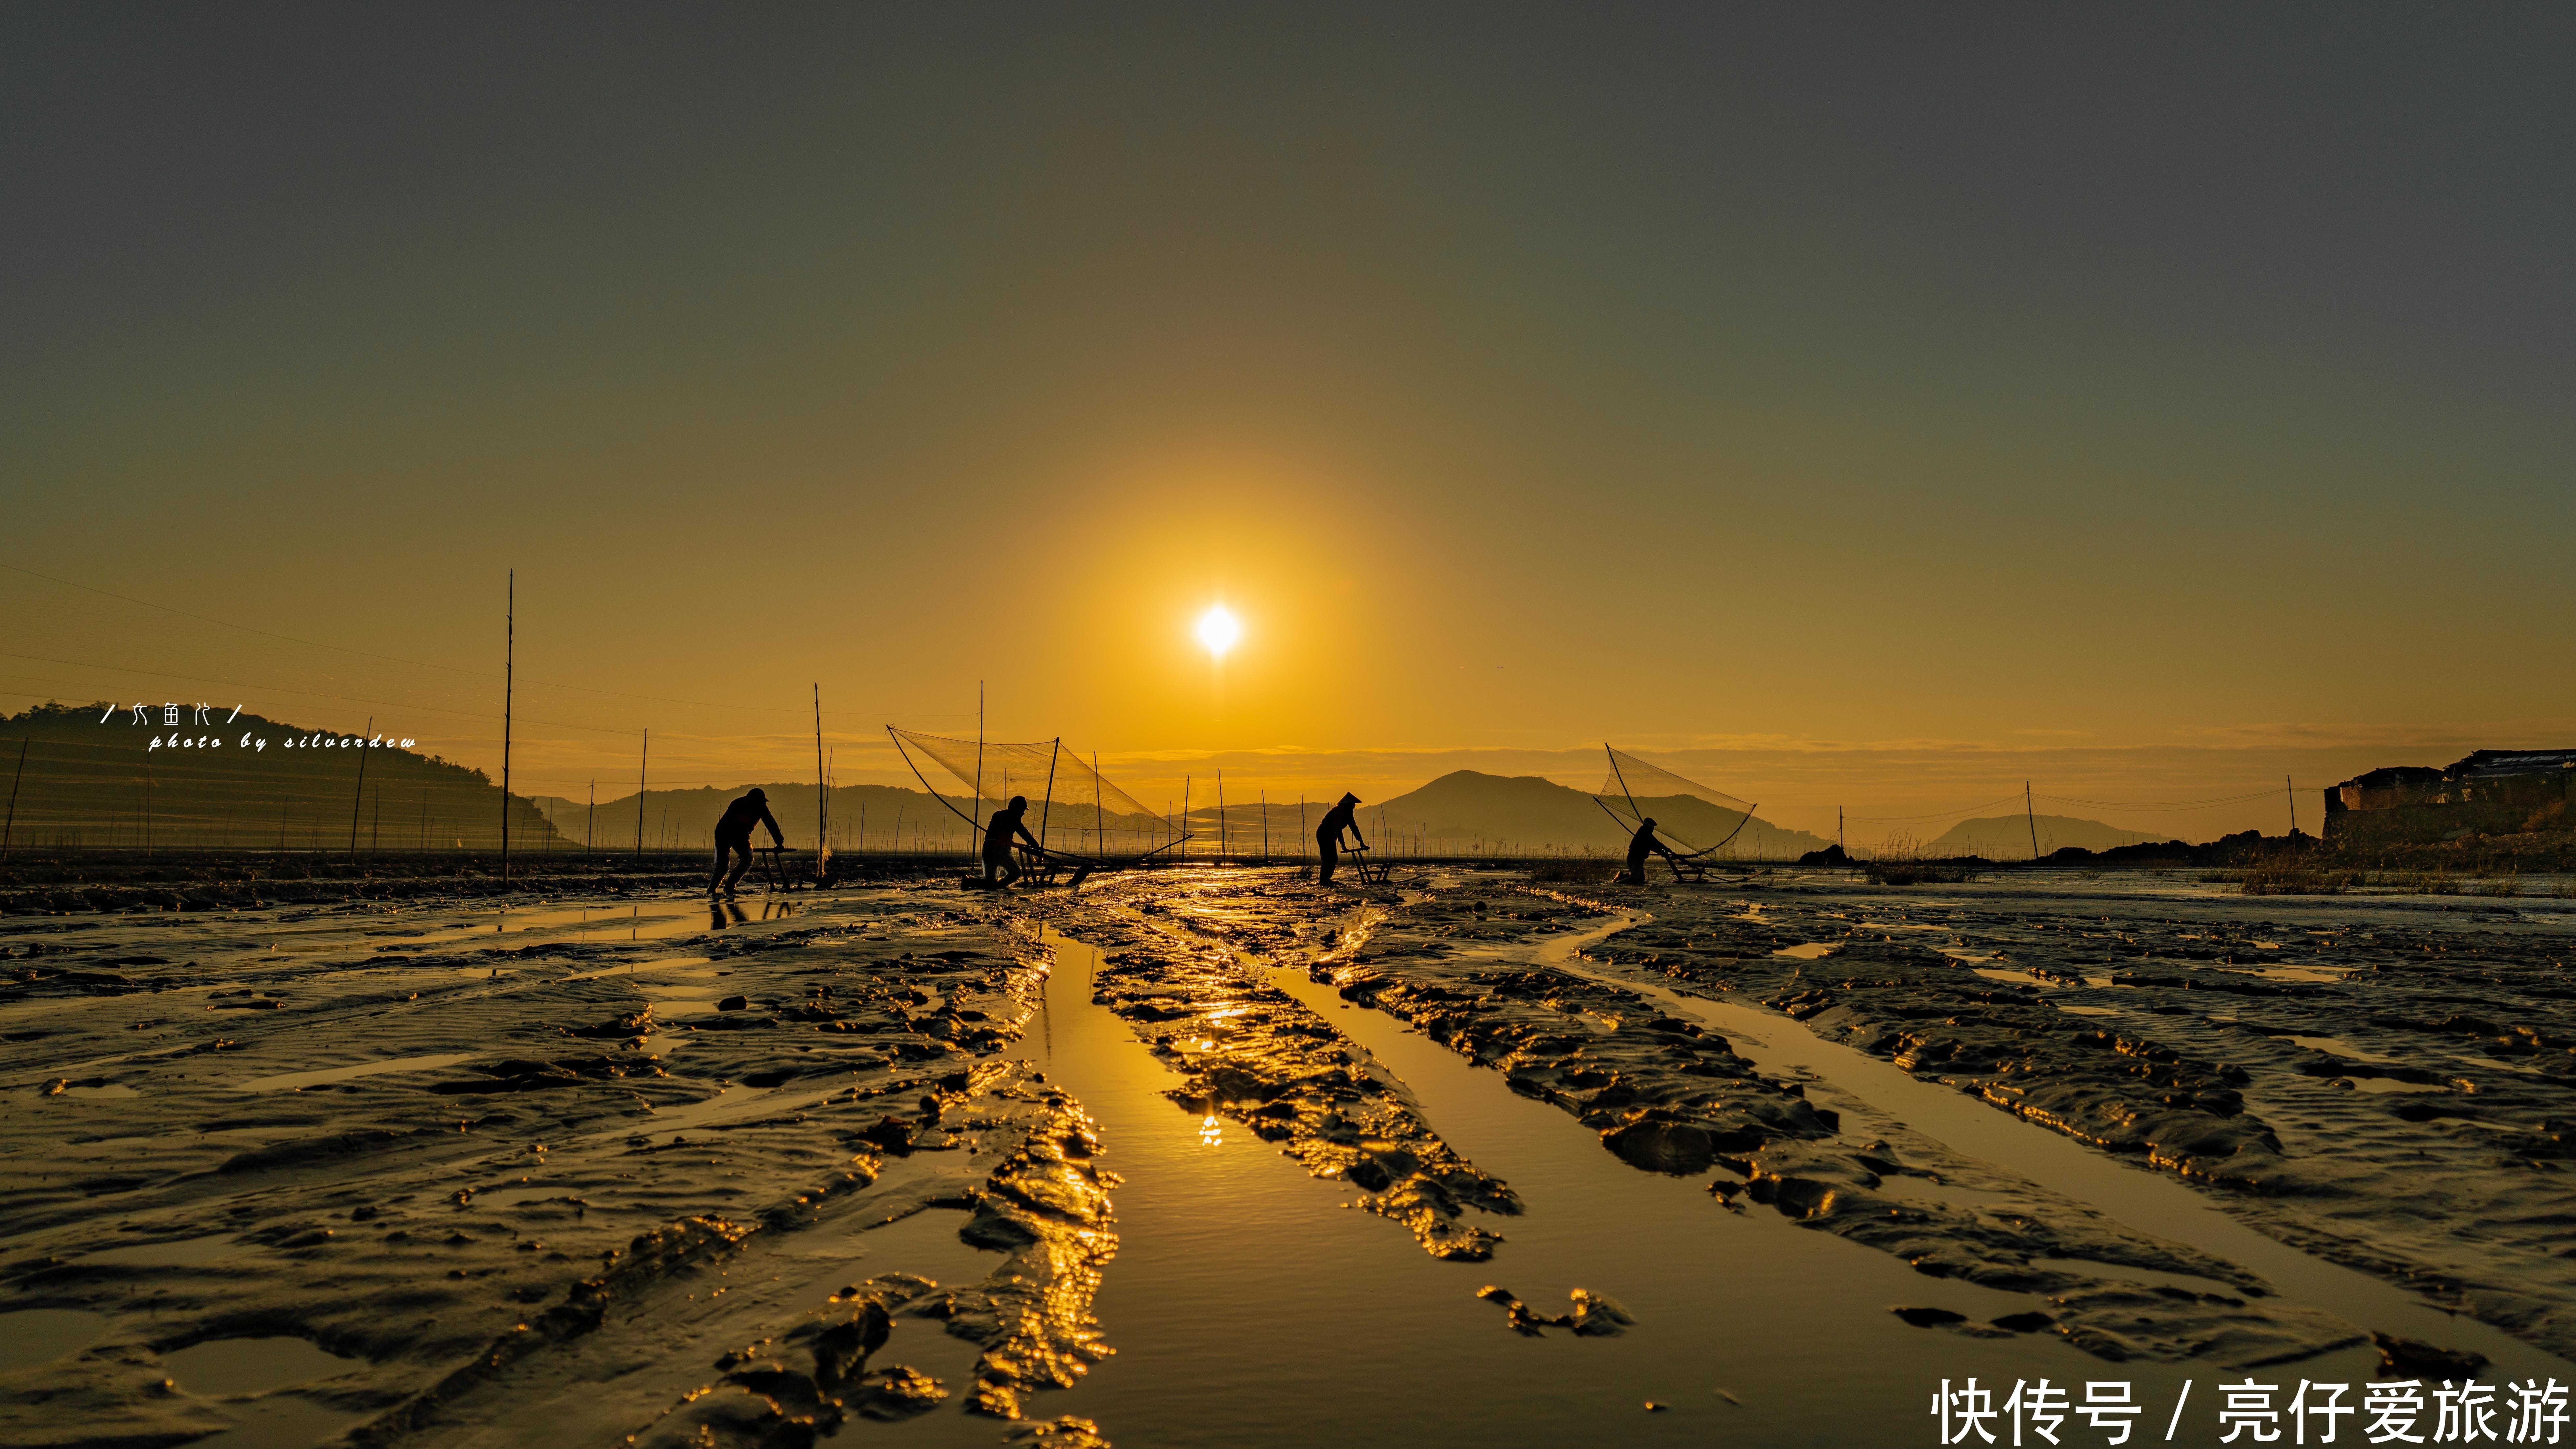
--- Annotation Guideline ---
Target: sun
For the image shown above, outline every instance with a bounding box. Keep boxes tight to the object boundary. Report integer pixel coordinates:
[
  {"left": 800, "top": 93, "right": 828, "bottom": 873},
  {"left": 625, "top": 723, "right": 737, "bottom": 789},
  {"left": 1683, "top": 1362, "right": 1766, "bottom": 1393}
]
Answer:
[{"left": 1195, "top": 603, "right": 1241, "bottom": 659}]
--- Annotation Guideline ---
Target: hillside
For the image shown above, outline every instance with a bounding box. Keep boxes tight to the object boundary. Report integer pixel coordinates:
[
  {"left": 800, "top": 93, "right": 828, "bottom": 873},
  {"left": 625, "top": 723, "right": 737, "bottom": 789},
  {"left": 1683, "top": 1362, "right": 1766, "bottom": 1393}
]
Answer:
[
  {"left": 0, "top": 701, "right": 564, "bottom": 853},
  {"left": 1927, "top": 813, "right": 2165, "bottom": 859},
  {"left": 1366, "top": 770, "right": 1830, "bottom": 858}
]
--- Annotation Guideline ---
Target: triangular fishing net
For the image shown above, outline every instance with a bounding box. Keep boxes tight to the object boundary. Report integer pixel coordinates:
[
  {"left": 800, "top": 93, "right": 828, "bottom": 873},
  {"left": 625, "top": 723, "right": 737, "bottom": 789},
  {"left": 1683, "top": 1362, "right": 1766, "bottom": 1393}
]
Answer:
[
  {"left": 887, "top": 728, "right": 1184, "bottom": 862},
  {"left": 1591, "top": 746, "right": 1756, "bottom": 859}
]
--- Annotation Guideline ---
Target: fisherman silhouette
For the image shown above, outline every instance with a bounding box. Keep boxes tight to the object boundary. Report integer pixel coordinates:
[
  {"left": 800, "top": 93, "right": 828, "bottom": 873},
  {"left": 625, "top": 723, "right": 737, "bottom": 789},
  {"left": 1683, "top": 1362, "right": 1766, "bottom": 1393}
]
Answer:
[
  {"left": 710, "top": 787, "right": 785, "bottom": 895},
  {"left": 982, "top": 795, "right": 1043, "bottom": 887},
  {"left": 1615, "top": 815, "right": 1679, "bottom": 886},
  {"left": 1315, "top": 792, "right": 1366, "bottom": 884}
]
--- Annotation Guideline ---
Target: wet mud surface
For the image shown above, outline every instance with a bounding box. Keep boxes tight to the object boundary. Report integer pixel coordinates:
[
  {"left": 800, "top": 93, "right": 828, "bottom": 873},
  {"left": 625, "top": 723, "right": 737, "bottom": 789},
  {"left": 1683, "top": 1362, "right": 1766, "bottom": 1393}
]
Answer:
[
  {"left": 1566, "top": 874, "right": 2576, "bottom": 1357},
  {"left": 4, "top": 866, "right": 2570, "bottom": 1447}
]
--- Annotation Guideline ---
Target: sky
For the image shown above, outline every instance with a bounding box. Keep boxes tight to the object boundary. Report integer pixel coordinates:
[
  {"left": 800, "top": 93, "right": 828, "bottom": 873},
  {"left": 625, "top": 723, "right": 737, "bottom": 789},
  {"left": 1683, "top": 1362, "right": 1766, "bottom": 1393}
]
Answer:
[{"left": 6, "top": 3, "right": 2572, "bottom": 846}]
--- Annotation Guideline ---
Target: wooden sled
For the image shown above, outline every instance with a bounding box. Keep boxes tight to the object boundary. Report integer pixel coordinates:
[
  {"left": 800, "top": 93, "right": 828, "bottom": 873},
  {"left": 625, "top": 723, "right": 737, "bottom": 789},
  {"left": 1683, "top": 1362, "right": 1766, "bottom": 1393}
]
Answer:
[{"left": 1344, "top": 846, "right": 1391, "bottom": 886}]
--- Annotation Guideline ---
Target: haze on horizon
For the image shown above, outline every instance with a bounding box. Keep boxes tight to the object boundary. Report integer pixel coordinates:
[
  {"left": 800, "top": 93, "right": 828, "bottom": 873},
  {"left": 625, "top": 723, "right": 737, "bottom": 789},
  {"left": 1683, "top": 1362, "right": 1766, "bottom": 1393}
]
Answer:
[{"left": 5, "top": 4, "right": 2571, "bottom": 847}]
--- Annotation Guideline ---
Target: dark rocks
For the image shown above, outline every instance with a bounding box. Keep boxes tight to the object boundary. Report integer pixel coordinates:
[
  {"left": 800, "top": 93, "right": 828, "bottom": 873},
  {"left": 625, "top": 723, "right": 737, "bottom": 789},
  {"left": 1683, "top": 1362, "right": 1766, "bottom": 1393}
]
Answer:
[
  {"left": 1475, "top": 1284, "right": 1634, "bottom": 1338},
  {"left": 2371, "top": 1332, "right": 2488, "bottom": 1381},
  {"left": 851, "top": 1365, "right": 946, "bottom": 1420},
  {"left": 1602, "top": 1120, "right": 1716, "bottom": 1175}
]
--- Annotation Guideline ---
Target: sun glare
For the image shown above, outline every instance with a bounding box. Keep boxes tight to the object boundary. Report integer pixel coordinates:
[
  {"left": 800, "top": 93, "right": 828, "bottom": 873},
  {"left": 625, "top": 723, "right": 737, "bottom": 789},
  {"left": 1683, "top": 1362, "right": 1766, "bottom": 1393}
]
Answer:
[{"left": 1196, "top": 603, "right": 1241, "bottom": 659}]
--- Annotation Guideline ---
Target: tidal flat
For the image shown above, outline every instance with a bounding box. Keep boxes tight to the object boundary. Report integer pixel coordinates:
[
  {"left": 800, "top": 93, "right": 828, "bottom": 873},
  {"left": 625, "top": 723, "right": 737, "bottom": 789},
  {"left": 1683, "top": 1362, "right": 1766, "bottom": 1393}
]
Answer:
[{"left": 4, "top": 866, "right": 2571, "bottom": 1448}]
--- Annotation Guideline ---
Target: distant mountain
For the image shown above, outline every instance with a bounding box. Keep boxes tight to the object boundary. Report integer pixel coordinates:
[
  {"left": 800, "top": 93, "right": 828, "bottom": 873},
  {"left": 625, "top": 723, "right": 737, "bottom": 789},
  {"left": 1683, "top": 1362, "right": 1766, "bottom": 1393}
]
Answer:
[
  {"left": 1927, "top": 813, "right": 2165, "bottom": 859},
  {"left": 1364, "top": 770, "right": 1830, "bottom": 858}
]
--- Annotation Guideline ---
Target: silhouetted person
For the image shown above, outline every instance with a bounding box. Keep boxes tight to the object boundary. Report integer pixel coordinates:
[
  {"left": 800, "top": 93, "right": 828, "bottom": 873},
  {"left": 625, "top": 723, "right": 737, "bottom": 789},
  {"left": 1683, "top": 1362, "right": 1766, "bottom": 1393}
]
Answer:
[
  {"left": 1616, "top": 816, "right": 1679, "bottom": 885},
  {"left": 1316, "top": 793, "right": 1366, "bottom": 884},
  {"left": 983, "top": 795, "right": 1043, "bottom": 887},
  {"left": 711, "top": 787, "right": 784, "bottom": 895}
]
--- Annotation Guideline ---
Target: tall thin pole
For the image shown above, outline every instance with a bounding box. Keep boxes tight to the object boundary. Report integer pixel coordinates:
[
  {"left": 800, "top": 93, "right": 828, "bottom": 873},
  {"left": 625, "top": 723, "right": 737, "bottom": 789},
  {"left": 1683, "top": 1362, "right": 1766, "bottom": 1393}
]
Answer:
[
  {"left": 1261, "top": 789, "right": 1269, "bottom": 859},
  {"left": 2024, "top": 781, "right": 2040, "bottom": 862},
  {"left": 1217, "top": 769, "right": 1226, "bottom": 860},
  {"left": 586, "top": 780, "right": 595, "bottom": 856},
  {"left": 2286, "top": 774, "right": 2298, "bottom": 838},
  {"left": 348, "top": 715, "right": 373, "bottom": 861},
  {"left": 1183, "top": 776, "right": 1192, "bottom": 862},
  {"left": 500, "top": 570, "right": 514, "bottom": 886},
  {"left": 635, "top": 729, "right": 648, "bottom": 860},
  {"left": 972, "top": 682, "right": 985, "bottom": 861},
  {"left": 0, "top": 738, "right": 27, "bottom": 863},
  {"left": 814, "top": 684, "right": 826, "bottom": 879},
  {"left": 1093, "top": 751, "right": 1102, "bottom": 862},
  {"left": 1040, "top": 739, "right": 1060, "bottom": 850}
]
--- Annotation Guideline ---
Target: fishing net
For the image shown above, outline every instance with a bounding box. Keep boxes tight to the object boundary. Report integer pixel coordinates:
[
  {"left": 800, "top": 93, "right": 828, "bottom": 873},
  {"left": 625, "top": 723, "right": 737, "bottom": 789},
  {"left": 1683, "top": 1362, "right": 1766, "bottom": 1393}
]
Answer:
[
  {"left": 887, "top": 728, "right": 1184, "bottom": 862},
  {"left": 1591, "top": 747, "right": 1756, "bottom": 859}
]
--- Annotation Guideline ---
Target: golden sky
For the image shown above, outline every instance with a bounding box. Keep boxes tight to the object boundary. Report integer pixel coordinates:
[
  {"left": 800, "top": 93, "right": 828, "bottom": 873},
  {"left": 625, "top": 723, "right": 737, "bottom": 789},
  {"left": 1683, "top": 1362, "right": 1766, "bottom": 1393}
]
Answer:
[{"left": 5, "top": 8, "right": 2571, "bottom": 845}]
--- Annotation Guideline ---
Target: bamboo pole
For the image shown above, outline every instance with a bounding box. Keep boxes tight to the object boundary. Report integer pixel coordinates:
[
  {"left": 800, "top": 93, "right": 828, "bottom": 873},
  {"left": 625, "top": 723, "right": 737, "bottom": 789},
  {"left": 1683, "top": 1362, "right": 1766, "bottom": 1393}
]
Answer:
[
  {"left": 814, "top": 684, "right": 826, "bottom": 882},
  {"left": 0, "top": 738, "right": 27, "bottom": 863},
  {"left": 348, "top": 715, "right": 373, "bottom": 861},
  {"left": 1040, "top": 739, "right": 1060, "bottom": 850},
  {"left": 501, "top": 570, "right": 513, "bottom": 886},
  {"left": 635, "top": 729, "right": 648, "bottom": 861},
  {"left": 2024, "top": 782, "right": 2040, "bottom": 862}
]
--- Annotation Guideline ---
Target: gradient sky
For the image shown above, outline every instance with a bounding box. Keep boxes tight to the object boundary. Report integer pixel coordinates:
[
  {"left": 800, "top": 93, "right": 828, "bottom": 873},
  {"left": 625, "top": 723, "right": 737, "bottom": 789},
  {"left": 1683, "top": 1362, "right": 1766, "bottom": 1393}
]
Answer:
[{"left": 6, "top": 4, "right": 2572, "bottom": 843}]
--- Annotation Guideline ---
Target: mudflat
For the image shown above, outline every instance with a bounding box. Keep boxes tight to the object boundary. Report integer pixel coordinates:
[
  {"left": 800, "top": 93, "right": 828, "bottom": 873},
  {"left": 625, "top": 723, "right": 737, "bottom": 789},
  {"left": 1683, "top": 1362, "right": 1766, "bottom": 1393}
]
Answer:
[{"left": 4, "top": 866, "right": 2570, "bottom": 1447}]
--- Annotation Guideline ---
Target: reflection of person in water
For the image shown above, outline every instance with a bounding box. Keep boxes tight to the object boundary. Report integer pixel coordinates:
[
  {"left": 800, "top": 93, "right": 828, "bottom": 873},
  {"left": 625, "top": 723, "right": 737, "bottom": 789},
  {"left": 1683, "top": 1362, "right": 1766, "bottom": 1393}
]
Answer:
[
  {"left": 983, "top": 795, "right": 1043, "bottom": 886},
  {"left": 1615, "top": 816, "right": 1679, "bottom": 885},
  {"left": 1315, "top": 793, "right": 1366, "bottom": 884},
  {"left": 711, "top": 787, "right": 785, "bottom": 894}
]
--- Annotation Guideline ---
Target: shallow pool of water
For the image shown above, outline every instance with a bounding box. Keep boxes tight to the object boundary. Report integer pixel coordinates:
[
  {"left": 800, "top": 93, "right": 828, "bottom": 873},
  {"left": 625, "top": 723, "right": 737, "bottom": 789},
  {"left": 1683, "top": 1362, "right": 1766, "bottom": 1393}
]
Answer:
[
  {"left": 0, "top": 1307, "right": 110, "bottom": 1373},
  {"left": 1552, "top": 919, "right": 2571, "bottom": 1383},
  {"left": 78, "top": 1234, "right": 242, "bottom": 1266},
  {"left": 162, "top": 1335, "right": 360, "bottom": 1397},
  {"left": 985, "top": 927, "right": 2158, "bottom": 1447},
  {"left": 234, "top": 1053, "right": 481, "bottom": 1092}
]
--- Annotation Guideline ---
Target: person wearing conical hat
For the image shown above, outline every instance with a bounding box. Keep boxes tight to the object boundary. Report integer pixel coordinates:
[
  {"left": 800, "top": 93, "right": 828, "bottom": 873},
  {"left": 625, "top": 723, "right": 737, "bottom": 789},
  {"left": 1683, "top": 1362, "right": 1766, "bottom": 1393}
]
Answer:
[
  {"left": 1315, "top": 792, "right": 1366, "bottom": 884},
  {"left": 982, "top": 795, "right": 1043, "bottom": 888},
  {"left": 1614, "top": 815, "right": 1679, "bottom": 886},
  {"left": 711, "top": 787, "right": 785, "bottom": 895}
]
